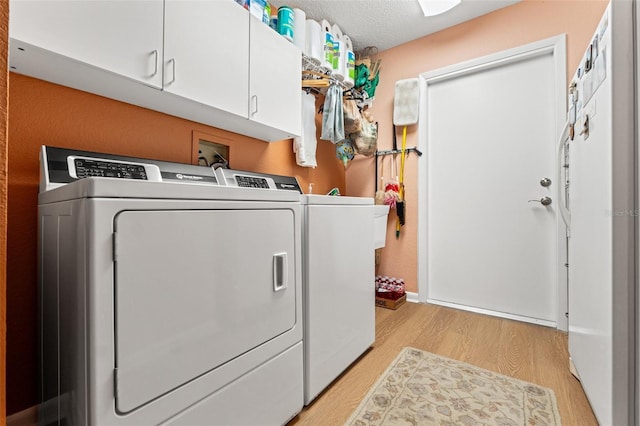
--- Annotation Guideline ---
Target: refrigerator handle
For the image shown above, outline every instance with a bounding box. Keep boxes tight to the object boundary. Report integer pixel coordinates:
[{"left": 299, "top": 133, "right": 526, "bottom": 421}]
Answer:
[{"left": 556, "top": 121, "right": 571, "bottom": 229}]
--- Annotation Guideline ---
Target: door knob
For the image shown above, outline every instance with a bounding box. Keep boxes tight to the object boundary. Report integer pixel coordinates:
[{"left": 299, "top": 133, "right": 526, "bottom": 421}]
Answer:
[
  {"left": 540, "top": 178, "right": 552, "bottom": 187},
  {"left": 529, "top": 197, "right": 552, "bottom": 206}
]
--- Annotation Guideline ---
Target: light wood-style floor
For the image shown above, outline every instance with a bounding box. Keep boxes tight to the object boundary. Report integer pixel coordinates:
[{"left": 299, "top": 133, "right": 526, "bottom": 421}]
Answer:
[{"left": 288, "top": 302, "right": 597, "bottom": 425}]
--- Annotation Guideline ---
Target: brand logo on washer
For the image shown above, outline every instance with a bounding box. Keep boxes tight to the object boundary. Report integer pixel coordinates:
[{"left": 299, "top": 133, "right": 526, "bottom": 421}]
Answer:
[{"left": 175, "top": 173, "right": 204, "bottom": 181}]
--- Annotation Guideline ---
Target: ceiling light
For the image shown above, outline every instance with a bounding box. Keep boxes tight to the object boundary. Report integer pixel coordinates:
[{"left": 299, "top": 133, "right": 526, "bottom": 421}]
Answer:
[{"left": 417, "top": 0, "right": 462, "bottom": 16}]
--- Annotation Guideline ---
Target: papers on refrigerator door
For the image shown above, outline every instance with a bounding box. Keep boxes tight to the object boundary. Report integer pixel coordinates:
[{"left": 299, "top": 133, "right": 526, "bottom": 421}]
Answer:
[
  {"left": 594, "top": 47, "right": 607, "bottom": 90},
  {"left": 582, "top": 72, "right": 594, "bottom": 104},
  {"left": 581, "top": 45, "right": 607, "bottom": 107}
]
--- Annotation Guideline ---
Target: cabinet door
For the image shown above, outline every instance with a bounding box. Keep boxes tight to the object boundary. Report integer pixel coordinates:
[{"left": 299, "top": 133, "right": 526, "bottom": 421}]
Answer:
[
  {"left": 163, "top": 0, "right": 250, "bottom": 118},
  {"left": 249, "top": 16, "right": 302, "bottom": 138},
  {"left": 9, "top": 0, "right": 164, "bottom": 88}
]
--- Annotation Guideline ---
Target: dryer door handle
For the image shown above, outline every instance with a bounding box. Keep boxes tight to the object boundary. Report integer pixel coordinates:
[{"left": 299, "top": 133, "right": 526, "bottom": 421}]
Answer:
[{"left": 273, "top": 253, "right": 288, "bottom": 292}]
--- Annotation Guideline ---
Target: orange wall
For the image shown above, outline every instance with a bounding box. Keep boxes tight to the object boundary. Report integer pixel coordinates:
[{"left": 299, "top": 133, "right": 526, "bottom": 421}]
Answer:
[
  {"left": 6, "top": 73, "right": 344, "bottom": 414},
  {"left": 346, "top": 0, "right": 609, "bottom": 293}
]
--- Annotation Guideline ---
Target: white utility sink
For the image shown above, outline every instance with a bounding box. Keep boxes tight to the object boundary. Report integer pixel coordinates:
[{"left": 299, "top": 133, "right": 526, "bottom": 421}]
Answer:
[{"left": 374, "top": 205, "right": 390, "bottom": 249}]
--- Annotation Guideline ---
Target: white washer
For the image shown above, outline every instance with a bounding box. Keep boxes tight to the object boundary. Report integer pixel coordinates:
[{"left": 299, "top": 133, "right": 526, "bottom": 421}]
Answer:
[
  {"left": 214, "top": 169, "right": 378, "bottom": 406},
  {"left": 38, "top": 147, "right": 303, "bottom": 425},
  {"left": 301, "top": 195, "right": 375, "bottom": 405}
]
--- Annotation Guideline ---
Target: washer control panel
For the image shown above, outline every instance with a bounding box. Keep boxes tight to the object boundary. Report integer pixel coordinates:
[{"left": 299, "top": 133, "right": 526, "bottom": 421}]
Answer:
[
  {"left": 235, "top": 175, "right": 271, "bottom": 189},
  {"left": 215, "top": 168, "right": 302, "bottom": 193}
]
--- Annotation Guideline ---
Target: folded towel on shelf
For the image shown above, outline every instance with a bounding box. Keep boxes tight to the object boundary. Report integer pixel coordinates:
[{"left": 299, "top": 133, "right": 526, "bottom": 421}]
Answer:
[{"left": 294, "top": 92, "right": 318, "bottom": 168}]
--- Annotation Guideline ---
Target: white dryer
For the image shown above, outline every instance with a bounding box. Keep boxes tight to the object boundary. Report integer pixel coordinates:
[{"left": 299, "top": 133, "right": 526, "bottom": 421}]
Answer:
[{"left": 38, "top": 147, "right": 303, "bottom": 425}]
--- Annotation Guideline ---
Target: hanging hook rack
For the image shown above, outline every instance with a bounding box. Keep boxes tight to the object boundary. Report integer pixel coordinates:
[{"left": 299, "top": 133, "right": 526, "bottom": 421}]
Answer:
[
  {"left": 374, "top": 147, "right": 422, "bottom": 192},
  {"left": 375, "top": 147, "right": 422, "bottom": 157}
]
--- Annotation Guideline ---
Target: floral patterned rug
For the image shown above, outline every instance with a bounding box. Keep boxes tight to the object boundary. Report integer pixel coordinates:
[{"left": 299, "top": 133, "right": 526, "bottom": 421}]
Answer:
[{"left": 346, "top": 347, "right": 562, "bottom": 425}]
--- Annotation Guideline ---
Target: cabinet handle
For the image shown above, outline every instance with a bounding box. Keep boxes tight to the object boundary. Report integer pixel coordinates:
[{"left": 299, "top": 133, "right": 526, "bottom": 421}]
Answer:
[
  {"left": 251, "top": 94, "right": 258, "bottom": 116},
  {"left": 167, "top": 58, "right": 176, "bottom": 85},
  {"left": 149, "top": 50, "right": 158, "bottom": 78}
]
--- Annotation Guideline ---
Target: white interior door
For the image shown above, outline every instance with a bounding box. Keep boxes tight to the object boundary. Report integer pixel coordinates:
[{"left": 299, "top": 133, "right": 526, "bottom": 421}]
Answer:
[{"left": 418, "top": 36, "right": 567, "bottom": 328}]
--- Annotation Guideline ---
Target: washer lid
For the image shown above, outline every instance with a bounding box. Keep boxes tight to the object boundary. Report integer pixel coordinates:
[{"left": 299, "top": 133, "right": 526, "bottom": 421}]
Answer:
[{"left": 300, "top": 194, "right": 374, "bottom": 206}]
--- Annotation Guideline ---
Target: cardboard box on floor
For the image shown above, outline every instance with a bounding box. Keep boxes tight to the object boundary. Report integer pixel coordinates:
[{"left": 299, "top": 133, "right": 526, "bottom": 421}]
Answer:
[{"left": 375, "top": 294, "right": 406, "bottom": 310}]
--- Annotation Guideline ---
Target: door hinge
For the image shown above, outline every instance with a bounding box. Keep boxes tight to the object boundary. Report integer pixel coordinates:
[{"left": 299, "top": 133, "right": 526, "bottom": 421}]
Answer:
[
  {"left": 564, "top": 263, "right": 569, "bottom": 267},
  {"left": 565, "top": 312, "right": 569, "bottom": 318}
]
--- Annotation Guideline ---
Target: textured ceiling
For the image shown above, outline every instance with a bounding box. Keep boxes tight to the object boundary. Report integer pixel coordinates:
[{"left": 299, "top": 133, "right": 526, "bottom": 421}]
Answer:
[{"left": 268, "top": 0, "right": 521, "bottom": 52}]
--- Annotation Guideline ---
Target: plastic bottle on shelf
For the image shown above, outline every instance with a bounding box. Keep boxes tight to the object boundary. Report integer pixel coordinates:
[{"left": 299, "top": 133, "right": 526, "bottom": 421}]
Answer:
[
  {"left": 320, "top": 20, "right": 334, "bottom": 71},
  {"left": 331, "top": 24, "right": 345, "bottom": 81},
  {"left": 269, "top": 5, "right": 278, "bottom": 31},
  {"left": 343, "top": 34, "right": 355, "bottom": 88},
  {"left": 249, "top": 0, "right": 265, "bottom": 21},
  {"left": 263, "top": 2, "right": 271, "bottom": 25}
]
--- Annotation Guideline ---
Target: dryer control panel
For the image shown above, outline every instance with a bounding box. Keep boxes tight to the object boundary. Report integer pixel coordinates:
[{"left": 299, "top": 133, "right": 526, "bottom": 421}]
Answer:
[
  {"left": 67, "top": 155, "right": 162, "bottom": 181},
  {"left": 40, "top": 146, "right": 219, "bottom": 192}
]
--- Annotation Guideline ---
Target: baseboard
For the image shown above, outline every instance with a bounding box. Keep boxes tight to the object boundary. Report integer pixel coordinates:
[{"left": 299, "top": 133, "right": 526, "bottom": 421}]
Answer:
[
  {"left": 7, "top": 405, "right": 37, "bottom": 426},
  {"left": 426, "top": 298, "right": 557, "bottom": 328},
  {"left": 406, "top": 292, "right": 419, "bottom": 303}
]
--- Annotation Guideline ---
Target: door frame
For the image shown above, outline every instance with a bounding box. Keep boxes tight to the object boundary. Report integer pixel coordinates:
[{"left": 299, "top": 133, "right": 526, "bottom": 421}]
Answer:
[{"left": 416, "top": 35, "right": 568, "bottom": 330}]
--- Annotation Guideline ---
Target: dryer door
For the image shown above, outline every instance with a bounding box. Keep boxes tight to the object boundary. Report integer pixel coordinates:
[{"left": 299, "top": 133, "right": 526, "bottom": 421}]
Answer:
[{"left": 112, "top": 209, "right": 297, "bottom": 413}]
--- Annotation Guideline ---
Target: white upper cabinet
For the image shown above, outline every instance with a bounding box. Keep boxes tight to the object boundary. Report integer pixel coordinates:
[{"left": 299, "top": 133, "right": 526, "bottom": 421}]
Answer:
[
  {"left": 9, "top": 0, "right": 164, "bottom": 89},
  {"left": 249, "top": 16, "right": 302, "bottom": 138},
  {"left": 163, "top": 0, "right": 250, "bottom": 118},
  {"left": 9, "top": 0, "right": 301, "bottom": 142}
]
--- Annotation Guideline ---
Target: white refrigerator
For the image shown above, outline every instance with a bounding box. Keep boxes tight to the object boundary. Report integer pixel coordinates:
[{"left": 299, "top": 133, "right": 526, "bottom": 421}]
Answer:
[{"left": 558, "top": 2, "right": 636, "bottom": 425}]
